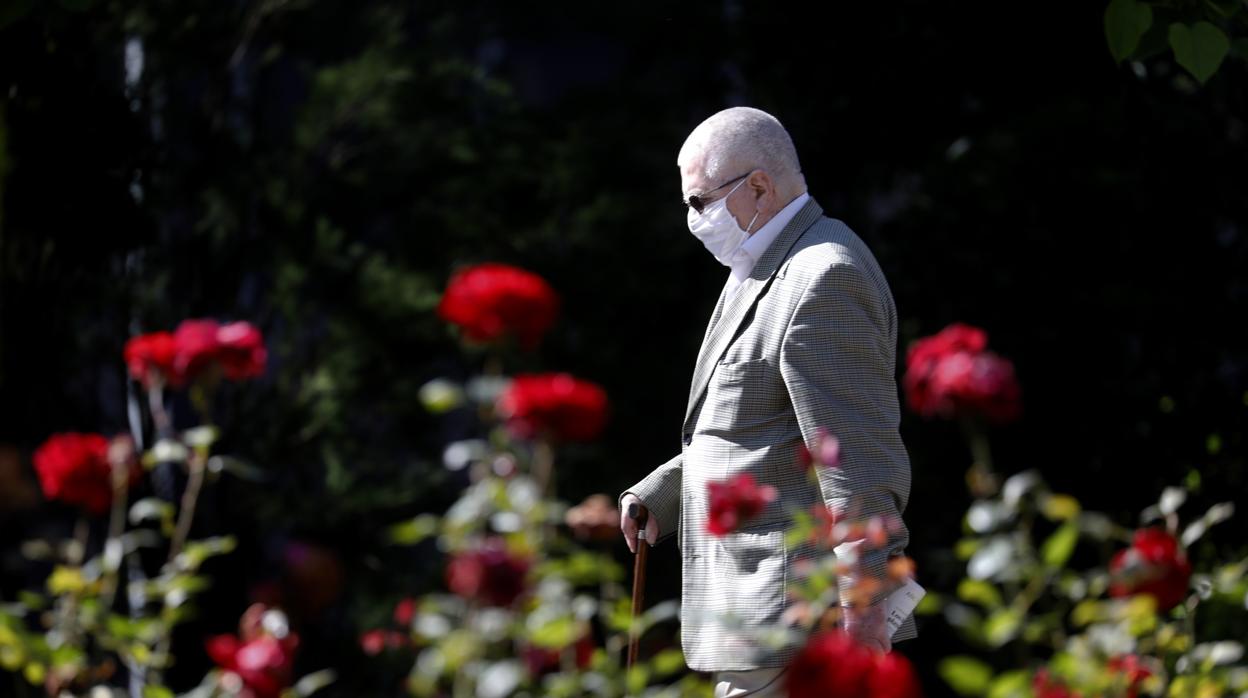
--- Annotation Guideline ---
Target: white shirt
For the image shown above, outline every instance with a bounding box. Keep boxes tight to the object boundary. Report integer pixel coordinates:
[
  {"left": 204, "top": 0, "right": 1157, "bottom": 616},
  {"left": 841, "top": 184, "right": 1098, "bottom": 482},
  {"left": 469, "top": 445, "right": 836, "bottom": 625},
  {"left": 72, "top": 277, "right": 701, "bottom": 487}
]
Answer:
[{"left": 725, "top": 191, "right": 811, "bottom": 296}]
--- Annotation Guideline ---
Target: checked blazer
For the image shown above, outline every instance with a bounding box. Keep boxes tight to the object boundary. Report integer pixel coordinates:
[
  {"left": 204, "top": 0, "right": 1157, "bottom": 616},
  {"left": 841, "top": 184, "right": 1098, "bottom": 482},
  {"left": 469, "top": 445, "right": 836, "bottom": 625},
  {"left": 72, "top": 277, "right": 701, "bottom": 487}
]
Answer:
[{"left": 619, "top": 197, "right": 918, "bottom": 671}]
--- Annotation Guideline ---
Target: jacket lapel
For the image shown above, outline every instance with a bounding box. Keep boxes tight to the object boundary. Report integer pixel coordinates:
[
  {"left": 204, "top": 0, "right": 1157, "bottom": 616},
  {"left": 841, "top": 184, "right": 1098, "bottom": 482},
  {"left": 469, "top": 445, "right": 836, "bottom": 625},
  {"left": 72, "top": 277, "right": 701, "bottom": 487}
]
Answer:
[{"left": 682, "top": 198, "right": 824, "bottom": 430}]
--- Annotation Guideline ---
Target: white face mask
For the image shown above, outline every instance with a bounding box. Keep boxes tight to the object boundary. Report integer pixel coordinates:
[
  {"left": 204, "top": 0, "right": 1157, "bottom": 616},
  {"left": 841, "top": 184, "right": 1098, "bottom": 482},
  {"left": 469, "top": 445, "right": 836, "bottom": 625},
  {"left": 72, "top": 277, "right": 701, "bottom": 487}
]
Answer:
[{"left": 686, "top": 177, "right": 760, "bottom": 266}]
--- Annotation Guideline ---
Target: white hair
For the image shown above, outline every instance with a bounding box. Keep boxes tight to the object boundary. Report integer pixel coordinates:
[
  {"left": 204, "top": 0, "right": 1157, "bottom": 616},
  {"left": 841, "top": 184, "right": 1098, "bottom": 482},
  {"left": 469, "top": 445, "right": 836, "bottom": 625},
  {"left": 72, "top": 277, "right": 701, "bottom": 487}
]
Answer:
[{"left": 678, "top": 107, "right": 804, "bottom": 189}]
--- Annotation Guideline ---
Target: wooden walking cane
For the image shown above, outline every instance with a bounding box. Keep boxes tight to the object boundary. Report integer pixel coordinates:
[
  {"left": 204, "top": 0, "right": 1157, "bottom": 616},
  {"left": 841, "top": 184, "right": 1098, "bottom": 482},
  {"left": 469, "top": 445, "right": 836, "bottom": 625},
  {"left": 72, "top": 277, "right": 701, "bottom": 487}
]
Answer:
[{"left": 627, "top": 501, "right": 649, "bottom": 671}]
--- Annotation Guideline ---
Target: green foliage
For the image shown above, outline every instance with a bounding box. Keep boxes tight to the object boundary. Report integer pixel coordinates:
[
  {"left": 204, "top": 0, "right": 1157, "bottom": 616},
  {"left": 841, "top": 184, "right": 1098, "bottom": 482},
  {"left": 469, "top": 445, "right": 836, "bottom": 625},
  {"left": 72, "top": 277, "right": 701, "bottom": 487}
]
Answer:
[
  {"left": 939, "top": 655, "right": 994, "bottom": 696},
  {"left": 1169, "top": 21, "right": 1231, "bottom": 84},
  {"left": 935, "top": 432, "right": 1248, "bottom": 697},
  {"left": 1105, "top": 0, "right": 1154, "bottom": 63},
  {"left": 1104, "top": 0, "right": 1244, "bottom": 83}
]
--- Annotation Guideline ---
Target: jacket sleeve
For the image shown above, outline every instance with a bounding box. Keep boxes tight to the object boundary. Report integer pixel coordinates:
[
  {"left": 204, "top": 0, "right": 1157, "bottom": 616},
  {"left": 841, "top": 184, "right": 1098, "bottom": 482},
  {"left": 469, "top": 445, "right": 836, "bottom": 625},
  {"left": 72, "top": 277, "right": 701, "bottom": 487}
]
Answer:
[
  {"left": 618, "top": 452, "right": 682, "bottom": 545},
  {"left": 778, "top": 260, "right": 913, "bottom": 610}
]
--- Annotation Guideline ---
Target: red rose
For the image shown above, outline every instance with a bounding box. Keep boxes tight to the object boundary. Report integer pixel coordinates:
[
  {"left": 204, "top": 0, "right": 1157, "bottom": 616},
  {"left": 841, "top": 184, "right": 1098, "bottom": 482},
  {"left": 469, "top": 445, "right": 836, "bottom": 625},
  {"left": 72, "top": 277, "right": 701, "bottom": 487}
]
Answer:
[
  {"left": 359, "top": 629, "right": 407, "bottom": 656},
  {"left": 1108, "top": 527, "right": 1192, "bottom": 612},
  {"left": 205, "top": 605, "right": 299, "bottom": 698},
  {"left": 216, "top": 322, "right": 267, "bottom": 380},
  {"left": 437, "top": 263, "right": 560, "bottom": 350},
  {"left": 124, "top": 332, "right": 179, "bottom": 387},
  {"left": 798, "top": 427, "right": 841, "bottom": 472},
  {"left": 32, "top": 433, "right": 129, "bottom": 515},
  {"left": 393, "top": 597, "right": 416, "bottom": 627},
  {"left": 520, "top": 631, "right": 595, "bottom": 677},
  {"left": 903, "top": 323, "right": 1021, "bottom": 423},
  {"left": 867, "top": 649, "right": 924, "bottom": 698},
  {"left": 173, "top": 319, "right": 227, "bottom": 381},
  {"left": 1032, "top": 667, "right": 1081, "bottom": 698},
  {"left": 445, "top": 538, "right": 531, "bottom": 607},
  {"left": 786, "top": 630, "right": 921, "bottom": 698},
  {"left": 706, "top": 473, "right": 778, "bottom": 536},
  {"left": 1106, "top": 654, "right": 1152, "bottom": 698},
  {"left": 496, "top": 373, "right": 609, "bottom": 442},
  {"left": 127, "top": 320, "right": 266, "bottom": 388}
]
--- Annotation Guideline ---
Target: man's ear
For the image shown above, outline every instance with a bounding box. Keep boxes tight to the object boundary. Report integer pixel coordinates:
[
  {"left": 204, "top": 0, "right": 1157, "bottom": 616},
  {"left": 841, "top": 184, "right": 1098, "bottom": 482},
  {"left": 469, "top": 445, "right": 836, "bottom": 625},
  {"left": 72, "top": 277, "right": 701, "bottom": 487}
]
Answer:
[{"left": 749, "top": 170, "right": 773, "bottom": 208}]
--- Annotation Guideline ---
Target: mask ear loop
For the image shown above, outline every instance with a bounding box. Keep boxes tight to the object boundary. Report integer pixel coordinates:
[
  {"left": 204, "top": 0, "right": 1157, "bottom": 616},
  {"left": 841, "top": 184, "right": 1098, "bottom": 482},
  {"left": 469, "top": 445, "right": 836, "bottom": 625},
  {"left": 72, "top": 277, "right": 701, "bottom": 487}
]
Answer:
[{"left": 744, "top": 210, "right": 760, "bottom": 235}]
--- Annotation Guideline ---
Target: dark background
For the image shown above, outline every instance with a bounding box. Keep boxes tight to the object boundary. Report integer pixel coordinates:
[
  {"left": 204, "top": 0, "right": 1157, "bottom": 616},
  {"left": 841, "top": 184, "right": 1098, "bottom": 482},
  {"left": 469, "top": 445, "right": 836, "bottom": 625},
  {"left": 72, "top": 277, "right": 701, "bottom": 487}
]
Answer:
[{"left": 2, "top": 1, "right": 1245, "bottom": 695}]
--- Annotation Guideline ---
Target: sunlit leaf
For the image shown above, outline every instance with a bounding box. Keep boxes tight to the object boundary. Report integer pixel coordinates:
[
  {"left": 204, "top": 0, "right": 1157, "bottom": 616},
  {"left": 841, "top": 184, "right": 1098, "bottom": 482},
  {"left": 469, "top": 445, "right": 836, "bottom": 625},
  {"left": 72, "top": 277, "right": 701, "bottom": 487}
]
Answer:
[
  {"left": 1041, "top": 521, "right": 1080, "bottom": 568},
  {"left": 938, "top": 655, "right": 993, "bottom": 696},
  {"left": 957, "top": 579, "right": 1003, "bottom": 609},
  {"left": 1180, "top": 502, "right": 1234, "bottom": 547},
  {"left": 1040, "top": 494, "right": 1081, "bottom": 521},
  {"left": 47, "top": 566, "right": 86, "bottom": 595},
  {"left": 650, "top": 648, "right": 685, "bottom": 677},
  {"left": 389, "top": 514, "right": 441, "bottom": 545},
  {"left": 1159, "top": 486, "right": 1186, "bottom": 515},
  {"left": 290, "top": 669, "right": 337, "bottom": 696},
  {"left": 984, "top": 608, "right": 1022, "bottom": 647},
  {"left": 988, "top": 669, "right": 1031, "bottom": 698}
]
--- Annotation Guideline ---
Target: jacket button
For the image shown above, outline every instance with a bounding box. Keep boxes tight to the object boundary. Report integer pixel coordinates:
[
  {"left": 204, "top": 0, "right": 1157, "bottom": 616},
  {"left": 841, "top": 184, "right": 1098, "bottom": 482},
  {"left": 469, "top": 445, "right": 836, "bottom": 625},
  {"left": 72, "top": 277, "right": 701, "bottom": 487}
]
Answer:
[{"left": 682, "top": 433, "right": 693, "bottom": 446}]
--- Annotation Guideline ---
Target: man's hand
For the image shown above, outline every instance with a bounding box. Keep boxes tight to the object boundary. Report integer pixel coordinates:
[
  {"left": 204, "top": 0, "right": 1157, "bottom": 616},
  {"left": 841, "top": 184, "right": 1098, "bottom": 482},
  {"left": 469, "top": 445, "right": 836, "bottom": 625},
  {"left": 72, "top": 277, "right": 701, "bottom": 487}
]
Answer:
[
  {"left": 620, "top": 493, "right": 660, "bottom": 554},
  {"left": 841, "top": 602, "right": 891, "bottom": 654}
]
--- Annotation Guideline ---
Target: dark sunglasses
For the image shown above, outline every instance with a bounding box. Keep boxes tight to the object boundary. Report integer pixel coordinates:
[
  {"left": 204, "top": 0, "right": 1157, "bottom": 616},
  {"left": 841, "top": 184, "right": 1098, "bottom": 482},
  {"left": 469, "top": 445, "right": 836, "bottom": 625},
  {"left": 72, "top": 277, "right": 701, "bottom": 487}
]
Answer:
[{"left": 683, "top": 171, "right": 752, "bottom": 214}]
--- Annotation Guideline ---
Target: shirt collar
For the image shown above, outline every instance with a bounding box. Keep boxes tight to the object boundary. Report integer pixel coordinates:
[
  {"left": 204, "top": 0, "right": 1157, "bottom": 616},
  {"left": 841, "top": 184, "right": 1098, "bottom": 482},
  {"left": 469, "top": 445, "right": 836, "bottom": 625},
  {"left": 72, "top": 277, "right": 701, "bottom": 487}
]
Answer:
[{"left": 729, "top": 191, "right": 812, "bottom": 282}]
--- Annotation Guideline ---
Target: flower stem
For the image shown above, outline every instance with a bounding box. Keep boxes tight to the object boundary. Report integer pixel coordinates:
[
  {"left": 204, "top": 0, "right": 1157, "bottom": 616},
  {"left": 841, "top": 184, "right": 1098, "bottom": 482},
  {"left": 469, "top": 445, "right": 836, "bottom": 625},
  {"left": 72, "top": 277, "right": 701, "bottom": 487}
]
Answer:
[{"left": 168, "top": 451, "right": 207, "bottom": 563}]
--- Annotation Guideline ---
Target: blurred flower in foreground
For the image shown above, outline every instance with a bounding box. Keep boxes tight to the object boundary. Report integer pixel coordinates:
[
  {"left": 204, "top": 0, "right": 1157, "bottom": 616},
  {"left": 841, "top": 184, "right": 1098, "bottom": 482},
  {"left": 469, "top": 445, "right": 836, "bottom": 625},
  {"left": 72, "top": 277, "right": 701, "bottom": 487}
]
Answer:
[
  {"left": 706, "top": 473, "right": 777, "bottom": 536},
  {"left": 565, "top": 493, "right": 619, "bottom": 541},
  {"left": 903, "top": 322, "right": 1021, "bottom": 423},
  {"left": 519, "top": 630, "right": 594, "bottom": 678},
  {"left": 205, "top": 604, "right": 299, "bottom": 698},
  {"left": 1031, "top": 667, "right": 1080, "bottom": 698},
  {"left": 125, "top": 319, "right": 266, "bottom": 388},
  {"left": 1108, "top": 527, "right": 1192, "bottom": 612},
  {"left": 445, "top": 537, "right": 531, "bottom": 607},
  {"left": 437, "top": 262, "right": 559, "bottom": 350},
  {"left": 797, "top": 427, "right": 841, "bottom": 471},
  {"left": 785, "top": 630, "right": 922, "bottom": 698},
  {"left": 495, "top": 373, "right": 608, "bottom": 442},
  {"left": 1106, "top": 654, "right": 1154, "bottom": 698},
  {"left": 33, "top": 433, "right": 137, "bottom": 515}
]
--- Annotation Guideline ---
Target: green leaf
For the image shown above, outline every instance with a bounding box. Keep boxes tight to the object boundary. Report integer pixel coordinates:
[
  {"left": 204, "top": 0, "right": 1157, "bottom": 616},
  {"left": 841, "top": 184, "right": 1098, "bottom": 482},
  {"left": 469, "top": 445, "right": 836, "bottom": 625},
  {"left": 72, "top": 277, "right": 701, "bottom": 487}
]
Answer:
[
  {"left": 1169, "top": 22, "right": 1230, "bottom": 84},
  {"left": 955, "top": 538, "right": 981, "bottom": 560},
  {"left": 175, "top": 536, "right": 237, "bottom": 571},
  {"left": 1041, "top": 521, "right": 1080, "bottom": 568},
  {"left": 915, "top": 591, "right": 943, "bottom": 614},
  {"left": 649, "top": 648, "right": 685, "bottom": 677},
  {"left": 1040, "top": 494, "right": 1081, "bottom": 521},
  {"left": 987, "top": 669, "right": 1031, "bottom": 698},
  {"left": 1105, "top": 0, "right": 1154, "bottom": 63},
  {"left": 387, "top": 514, "right": 440, "bottom": 545},
  {"left": 291, "top": 669, "right": 337, "bottom": 697},
  {"left": 528, "top": 616, "right": 577, "bottom": 649},
  {"left": 957, "top": 579, "right": 1003, "bottom": 610},
  {"left": 938, "top": 655, "right": 994, "bottom": 696},
  {"left": 626, "top": 665, "right": 648, "bottom": 696},
  {"left": 143, "top": 687, "right": 175, "bottom": 698},
  {"left": 984, "top": 608, "right": 1023, "bottom": 647}
]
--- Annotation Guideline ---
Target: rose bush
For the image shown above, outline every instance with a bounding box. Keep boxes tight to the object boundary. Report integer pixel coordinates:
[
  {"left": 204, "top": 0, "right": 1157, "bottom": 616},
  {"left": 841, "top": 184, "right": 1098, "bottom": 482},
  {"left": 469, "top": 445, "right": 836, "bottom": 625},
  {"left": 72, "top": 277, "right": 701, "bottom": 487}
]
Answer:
[
  {"left": 898, "top": 324, "right": 1248, "bottom": 698},
  {"left": 1, "top": 320, "right": 330, "bottom": 698}
]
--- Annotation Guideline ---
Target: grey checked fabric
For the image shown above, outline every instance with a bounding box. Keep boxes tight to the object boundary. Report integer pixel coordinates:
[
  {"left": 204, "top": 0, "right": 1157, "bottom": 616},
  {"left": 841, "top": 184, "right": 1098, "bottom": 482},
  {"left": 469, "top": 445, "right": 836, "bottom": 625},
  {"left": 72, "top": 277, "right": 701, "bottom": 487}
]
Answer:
[{"left": 619, "top": 198, "right": 918, "bottom": 671}]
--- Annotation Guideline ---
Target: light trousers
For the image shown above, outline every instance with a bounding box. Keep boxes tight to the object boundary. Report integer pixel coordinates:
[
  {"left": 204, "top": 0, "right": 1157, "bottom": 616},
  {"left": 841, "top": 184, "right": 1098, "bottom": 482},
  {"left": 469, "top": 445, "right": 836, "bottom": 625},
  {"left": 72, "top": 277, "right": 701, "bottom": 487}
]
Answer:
[{"left": 711, "top": 666, "right": 790, "bottom": 697}]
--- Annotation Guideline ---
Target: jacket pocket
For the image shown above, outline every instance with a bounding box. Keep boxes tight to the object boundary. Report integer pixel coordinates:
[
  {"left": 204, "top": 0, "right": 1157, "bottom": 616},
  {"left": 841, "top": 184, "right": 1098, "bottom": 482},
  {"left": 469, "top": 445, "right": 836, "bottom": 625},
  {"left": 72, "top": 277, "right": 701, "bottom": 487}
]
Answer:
[{"left": 715, "top": 527, "right": 786, "bottom": 624}]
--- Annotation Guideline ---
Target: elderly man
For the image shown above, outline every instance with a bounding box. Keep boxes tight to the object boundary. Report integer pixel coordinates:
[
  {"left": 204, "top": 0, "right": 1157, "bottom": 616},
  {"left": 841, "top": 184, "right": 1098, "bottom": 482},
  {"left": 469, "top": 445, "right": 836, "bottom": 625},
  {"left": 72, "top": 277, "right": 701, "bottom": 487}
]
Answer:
[{"left": 618, "top": 107, "right": 916, "bottom": 696}]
